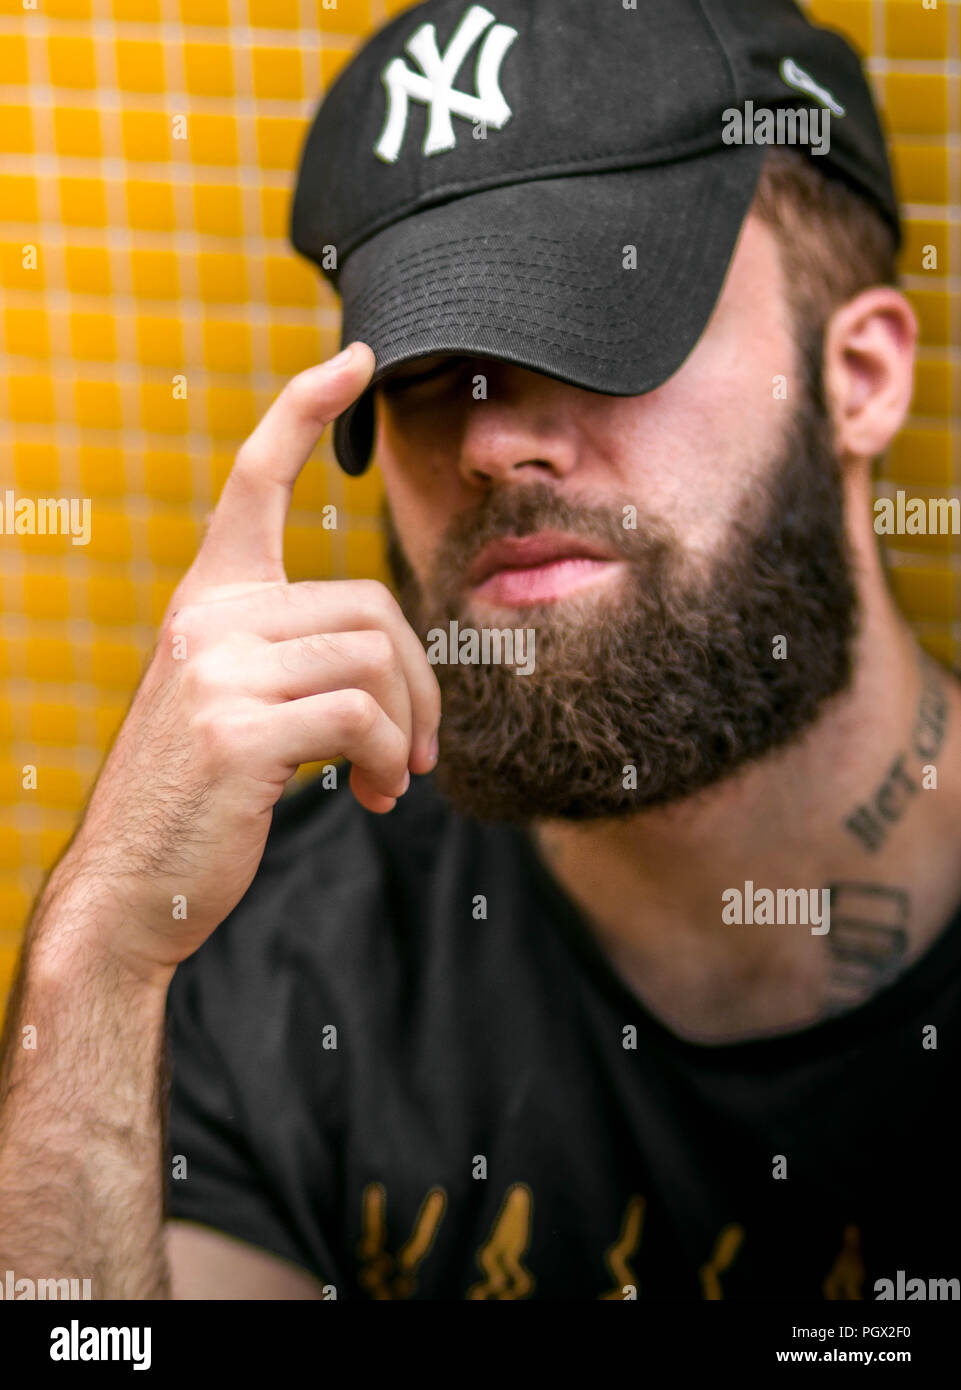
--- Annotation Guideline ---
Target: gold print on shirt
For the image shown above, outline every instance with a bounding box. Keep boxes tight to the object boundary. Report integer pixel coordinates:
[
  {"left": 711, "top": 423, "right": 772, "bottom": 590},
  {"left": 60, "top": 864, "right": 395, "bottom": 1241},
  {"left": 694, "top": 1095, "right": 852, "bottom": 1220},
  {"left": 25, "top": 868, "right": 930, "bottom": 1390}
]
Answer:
[
  {"left": 357, "top": 1180, "right": 447, "bottom": 1299},
  {"left": 466, "top": 1182, "right": 536, "bottom": 1300},
  {"left": 822, "top": 1223, "right": 865, "bottom": 1300},
  {"left": 598, "top": 1195, "right": 646, "bottom": 1299},
  {"left": 699, "top": 1223, "right": 745, "bottom": 1299}
]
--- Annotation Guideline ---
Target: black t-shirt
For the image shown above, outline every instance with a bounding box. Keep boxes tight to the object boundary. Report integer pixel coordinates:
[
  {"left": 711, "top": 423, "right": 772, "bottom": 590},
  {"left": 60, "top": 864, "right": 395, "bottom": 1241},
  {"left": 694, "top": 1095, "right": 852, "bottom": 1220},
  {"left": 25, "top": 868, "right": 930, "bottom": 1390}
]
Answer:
[{"left": 164, "top": 769, "right": 961, "bottom": 1300}]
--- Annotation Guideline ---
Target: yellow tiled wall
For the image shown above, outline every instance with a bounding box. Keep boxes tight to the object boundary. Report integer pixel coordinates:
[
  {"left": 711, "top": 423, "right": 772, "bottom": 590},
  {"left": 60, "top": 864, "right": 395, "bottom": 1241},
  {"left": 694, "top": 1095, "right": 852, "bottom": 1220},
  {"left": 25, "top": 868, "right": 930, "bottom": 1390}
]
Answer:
[{"left": 1, "top": 0, "right": 959, "bottom": 1015}]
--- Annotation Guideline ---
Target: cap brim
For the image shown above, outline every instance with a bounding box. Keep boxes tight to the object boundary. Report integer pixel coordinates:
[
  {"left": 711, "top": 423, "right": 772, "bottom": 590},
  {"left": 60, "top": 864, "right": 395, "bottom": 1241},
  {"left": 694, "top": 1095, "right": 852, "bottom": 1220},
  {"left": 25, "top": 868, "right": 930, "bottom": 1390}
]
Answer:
[{"left": 333, "top": 142, "right": 767, "bottom": 476}]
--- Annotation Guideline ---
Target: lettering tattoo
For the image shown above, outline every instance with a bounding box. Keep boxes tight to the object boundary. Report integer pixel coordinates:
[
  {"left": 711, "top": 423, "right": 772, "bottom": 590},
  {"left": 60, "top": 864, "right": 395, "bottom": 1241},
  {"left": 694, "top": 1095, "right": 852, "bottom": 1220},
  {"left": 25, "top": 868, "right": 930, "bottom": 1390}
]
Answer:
[
  {"left": 843, "top": 654, "right": 949, "bottom": 853},
  {"left": 824, "top": 882, "right": 909, "bottom": 1015}
]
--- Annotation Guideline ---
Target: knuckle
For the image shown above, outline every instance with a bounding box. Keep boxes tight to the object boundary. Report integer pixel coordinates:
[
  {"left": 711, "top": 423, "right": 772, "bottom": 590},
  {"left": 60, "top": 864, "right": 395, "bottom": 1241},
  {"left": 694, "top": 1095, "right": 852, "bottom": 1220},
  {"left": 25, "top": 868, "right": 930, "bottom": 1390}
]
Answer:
[
  {"left": 191, "top": 704, "right": 251, "bottom": 764},
  {"left": 358, "top": 628, "right": 397, "bottom": 679},
  {"left": 357, "top": 578, "right": 401, "bottom": 620},
  {"left": 338, "top": 688, "right": 380, "bottom": 738}
]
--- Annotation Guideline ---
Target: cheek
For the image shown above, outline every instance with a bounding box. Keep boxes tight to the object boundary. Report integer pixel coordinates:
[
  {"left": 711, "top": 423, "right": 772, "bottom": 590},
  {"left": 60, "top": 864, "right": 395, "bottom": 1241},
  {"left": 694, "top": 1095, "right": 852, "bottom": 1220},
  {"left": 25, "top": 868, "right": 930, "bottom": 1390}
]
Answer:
[{"left": 602, "top": 352, "right": 793, "bottom": 557}]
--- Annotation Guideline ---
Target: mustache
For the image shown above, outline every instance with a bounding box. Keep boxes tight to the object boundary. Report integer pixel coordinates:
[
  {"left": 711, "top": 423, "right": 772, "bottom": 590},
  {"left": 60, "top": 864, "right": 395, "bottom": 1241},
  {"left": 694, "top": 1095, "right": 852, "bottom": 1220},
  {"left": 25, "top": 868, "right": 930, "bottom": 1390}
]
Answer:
[{"left": 421, "top": 482, "right": 674, "bottom": 596}]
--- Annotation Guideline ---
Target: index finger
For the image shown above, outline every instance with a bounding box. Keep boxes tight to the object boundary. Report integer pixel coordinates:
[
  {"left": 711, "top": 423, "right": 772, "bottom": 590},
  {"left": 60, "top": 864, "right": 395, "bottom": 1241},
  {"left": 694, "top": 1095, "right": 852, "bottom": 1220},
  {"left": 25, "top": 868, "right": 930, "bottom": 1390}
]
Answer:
[{"left": 187, "top": 342, "right": 376, "bottom": 592}]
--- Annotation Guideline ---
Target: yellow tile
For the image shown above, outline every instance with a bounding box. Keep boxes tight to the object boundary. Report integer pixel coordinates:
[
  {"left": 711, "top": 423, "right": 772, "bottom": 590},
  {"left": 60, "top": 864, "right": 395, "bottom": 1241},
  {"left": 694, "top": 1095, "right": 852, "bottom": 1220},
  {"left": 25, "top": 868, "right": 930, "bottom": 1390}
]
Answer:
[
  {"left": 25, "top": 638, "right": 75, "bottom": 681},
  {"left": 206, "top": 386, "right": 259, "bottom": 440},
  {"left": 884, "top": 75, "right": 948, "bottom": 137},
  {"left": 39, "top": 824, "right": 74, "bottom": 869},
  {"left": 94, "top": 697, "right": 129, "bottom": 748},
  {"left": 0, "top": 897, "right": 31, "bottom": 945},
  {"left": 48, "top": 36, "right": 97, "bottom": 89},
  {"left": 88, "top": 575, "right": 138, "bottom": 624},
  {"left": 0, "top": 828, "right": 21, "bottom": 870},
  {"left": 342, "top": 466, "right": 385, "bottom": 519},
  {"left": 905, "top": 289, "right": 950, "bottom": 347},
  {"left": 920, "top": 632, "right": 954, "bottom": 671},
  {"left": 193, "top": 184, "right": 244, "bottom": 237},
  {"left": 115, "top": 40, "right": 167, "bottom": 93},
  {"left": 146, "top": 513, "right": 200, "bottom": 567},
  {"left": 113, "top": 0, "right": 162, "bottom": 17},
  {"left": 149, "top": 577, "right": 178, "bottom": 624},
  {"left": 135, "top": 315, "right": 184, "bottom": 367},
  {"left": 14, "top": 441, "right": 59, "bottom": 490},
  {"left": 269, "top": 323, "right": 323, "bottom": 375},
  {"left": 33, "top": 765, "right": 92, "bottom": 809},
  {"left": 884, "top": 429, "right": 952, "bottom": 486},
  {"left": 91, "top": 640, "right": 145, "bottom": 690},
  {"left": 197, "top": 251, "right": 248, "bottom": 302},
  {"left": 0, "top": 174, "right": 39, "bottom": 222},
  {"left": 203, "top": 318, "right": 252, "bottom": 372},
  {"left": 8, "top": 374, "right": 55, "bottom": 424},
  {"left": 82, "top": 508, "right": 131, "bottom": 561},
  {"left": 805, "top": 0, "right": 872, "bottom": 56},
  {"left": 4, "top": 308, "right": 50, "bottom": 358},
  {"left": 126, "top": 180, "right": 176, "bottom": 232},
  {"left": 53, "top": 106, "right": 102, "bottom": 158},
  {"left": 59, "top": 177, "right": 108, "bottom": 228},
  {"left": 22, "top": 573, "right": 71, "bottom": 620},
  {"left": 184, "top": 43, "right": 234, "bottom": 97},
  {"left": 144, "top": 451, "right": 193, "bottom": 501},
  {"left": 252, "top": 47, "right": 303, "bottom": 100},
  {"left": 885, "top": 1, "right": 948, "bottom": 59},
  {"left": 265, "top": 255, "right": 319, "bottom": 306},
  {"left": 260, "top": 185, "right": 292, "bottom": 239},
  {"left": 179, "top": 0, "right": 231, "bottom": 24},
  {"left": 0, "top": 34, "right": 28, "bottom": 84},
  {"left": 79, "top": 446, "right": 126, "bottom": 497},
  {"left": 29, "top": 702, "right": 79, "bottom": 744},
  {"left": 898, "top": 219, "right": 949, "bottom": 276},
  {"left": 284, "top": 522, "right": 333, "bottom": 580},
  {"left": 130, "top": 249, "right": 180, "bottom": 298},
  {"left": 46, "top": 0, "right": 93, "bottom": 17},
  {"left": 249, "top": 0, "right": 301, "bottom": 28},
  {"left": 140, "top": 382, "right": 190, "bottom": 434},
  {"left": 74, "top": 379, "right": 123, "bottom": 430},
  {"left": 888, "top": 566, "right": 952, "bottom": 620},
  {"left": 64, "top": 245, "right": 112, "bottom": 295},
  {"left": 0, "top": 105, "right": 33, "bottom": 154},
  {"left": 187, "top": 114, "right": 238, "bottom": 165},
  {"left": 314, "top": 0, "right": 371, "bottom": 34},
  {"left": 70, "top": 312, "right": 117, "bottom": 361},
  {"left": 255, "top": 116, "right": 303, "bottom": 169},
  {"left": 912, "top": 361, "right": 952, "bottom": 417},
  {"left": 345, "top": 529, "right": 390, "bottom": 584},
  {"left": 320, "top": 48, "right": 354, "bottom": 91},
  {"left": 890, "top": 144, "right": 948, "bottom": 205},
  {"left": 121, "top": 110, "right": 170, "bottom": 162},
  {"left": 290, "top": 459, "right": 332, "bottom": 511}
]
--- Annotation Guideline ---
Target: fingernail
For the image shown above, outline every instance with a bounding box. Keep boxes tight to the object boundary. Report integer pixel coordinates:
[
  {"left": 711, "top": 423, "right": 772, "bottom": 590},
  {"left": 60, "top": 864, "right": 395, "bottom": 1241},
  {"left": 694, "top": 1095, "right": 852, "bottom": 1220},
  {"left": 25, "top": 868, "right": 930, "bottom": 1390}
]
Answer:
[
  {"left": 399, "top": 770, "right": 411, "bottom": 794},
  {"left": 327, "top": 344, "right": 355, "bottom": 370},
  {"left": 428, "top": 735, "right": 439, "bottom": 764}
]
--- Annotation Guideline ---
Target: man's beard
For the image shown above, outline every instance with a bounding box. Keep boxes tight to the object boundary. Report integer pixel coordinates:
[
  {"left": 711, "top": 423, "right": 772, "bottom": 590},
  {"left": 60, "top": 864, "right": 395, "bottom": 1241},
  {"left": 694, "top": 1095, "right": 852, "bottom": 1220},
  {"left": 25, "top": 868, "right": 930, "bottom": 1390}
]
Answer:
[{"left": 384, "top": 361, "right": 860, "bottom": 825}]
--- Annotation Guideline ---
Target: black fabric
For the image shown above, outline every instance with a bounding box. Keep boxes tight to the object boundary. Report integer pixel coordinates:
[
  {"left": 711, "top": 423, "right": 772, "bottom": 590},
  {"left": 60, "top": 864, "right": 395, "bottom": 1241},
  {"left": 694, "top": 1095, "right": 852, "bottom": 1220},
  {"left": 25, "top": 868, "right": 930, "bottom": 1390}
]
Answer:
[{"left": 164, "top": 770, "right": 961, "bottom": 1300}]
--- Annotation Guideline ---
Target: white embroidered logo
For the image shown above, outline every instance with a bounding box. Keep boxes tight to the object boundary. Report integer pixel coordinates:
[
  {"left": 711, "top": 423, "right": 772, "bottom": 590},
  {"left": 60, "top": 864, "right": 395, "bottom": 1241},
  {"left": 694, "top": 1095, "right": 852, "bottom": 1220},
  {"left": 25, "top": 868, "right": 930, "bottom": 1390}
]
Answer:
[
  {"left": 779, "top": 57, "right": 846, "bottom": 116},
  {"left": 375, "top": 3, "right": 518, "bottom": 164}
]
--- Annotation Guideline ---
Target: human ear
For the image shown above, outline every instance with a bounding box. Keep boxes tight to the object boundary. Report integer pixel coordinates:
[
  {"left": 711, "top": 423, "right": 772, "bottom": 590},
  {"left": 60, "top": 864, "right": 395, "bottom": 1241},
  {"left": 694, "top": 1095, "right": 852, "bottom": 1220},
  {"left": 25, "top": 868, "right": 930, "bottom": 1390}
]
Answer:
[{"left": 822, "top": 287, "right": 917, "bottom": 461}]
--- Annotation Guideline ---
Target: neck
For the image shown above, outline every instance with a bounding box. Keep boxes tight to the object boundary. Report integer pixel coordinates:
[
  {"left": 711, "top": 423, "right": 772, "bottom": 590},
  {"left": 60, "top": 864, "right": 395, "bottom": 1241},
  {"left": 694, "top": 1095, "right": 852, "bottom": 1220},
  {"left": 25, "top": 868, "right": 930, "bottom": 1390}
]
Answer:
[{"left": 531, "top": 594, "right": 961, "bottom": 1044}]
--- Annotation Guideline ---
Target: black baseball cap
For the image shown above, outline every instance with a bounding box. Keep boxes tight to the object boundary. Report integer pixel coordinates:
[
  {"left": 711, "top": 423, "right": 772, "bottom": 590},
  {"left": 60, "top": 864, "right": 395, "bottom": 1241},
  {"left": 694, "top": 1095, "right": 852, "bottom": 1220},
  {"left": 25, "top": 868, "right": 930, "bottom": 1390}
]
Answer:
[{"left": 289, "top": 0, "right": 900, "bottom": 477}]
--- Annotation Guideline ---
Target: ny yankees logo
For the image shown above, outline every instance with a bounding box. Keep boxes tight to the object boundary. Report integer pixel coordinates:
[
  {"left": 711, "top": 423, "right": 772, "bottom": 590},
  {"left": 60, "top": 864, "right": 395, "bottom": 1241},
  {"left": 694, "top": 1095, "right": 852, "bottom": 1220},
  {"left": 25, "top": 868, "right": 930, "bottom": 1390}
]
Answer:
[{"left": 375, "top": 3, "right": 518, "bottom": 164}]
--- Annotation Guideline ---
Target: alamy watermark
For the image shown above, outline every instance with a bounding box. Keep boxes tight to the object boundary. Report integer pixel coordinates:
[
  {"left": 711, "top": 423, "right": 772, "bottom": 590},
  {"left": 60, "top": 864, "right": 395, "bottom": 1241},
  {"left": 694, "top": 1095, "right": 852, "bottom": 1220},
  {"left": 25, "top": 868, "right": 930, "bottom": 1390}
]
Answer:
[
  {"left": 0, "top": 489, "right": 91, "bottom": 545},
  {"left": 426, "top": 621, "right": 536, "bottom": 675},
  {"left": 1, "top": 1267, "right": 92, "bottom": 1299}
]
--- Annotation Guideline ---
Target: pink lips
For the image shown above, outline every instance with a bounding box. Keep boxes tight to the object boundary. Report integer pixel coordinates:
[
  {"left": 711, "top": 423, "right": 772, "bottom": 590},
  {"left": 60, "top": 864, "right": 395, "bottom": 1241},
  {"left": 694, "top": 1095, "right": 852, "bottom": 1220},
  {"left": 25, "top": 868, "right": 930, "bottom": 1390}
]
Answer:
[{"left": 466, "top": 531, "right": 623, "bottom": 607}]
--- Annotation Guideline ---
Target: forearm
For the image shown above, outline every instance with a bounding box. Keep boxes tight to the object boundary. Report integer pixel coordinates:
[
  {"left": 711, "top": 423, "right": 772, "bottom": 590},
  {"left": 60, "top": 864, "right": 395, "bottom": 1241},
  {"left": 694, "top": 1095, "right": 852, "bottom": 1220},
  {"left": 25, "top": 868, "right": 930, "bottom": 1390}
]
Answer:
[{"left": 0, "top": 864, "right": 175, "bottom": 1299}]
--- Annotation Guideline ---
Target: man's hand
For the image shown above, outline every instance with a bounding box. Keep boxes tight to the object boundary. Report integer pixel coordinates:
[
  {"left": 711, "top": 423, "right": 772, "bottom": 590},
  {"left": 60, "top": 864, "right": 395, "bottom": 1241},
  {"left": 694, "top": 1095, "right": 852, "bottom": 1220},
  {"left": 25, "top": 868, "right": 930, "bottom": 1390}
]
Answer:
[{"left": 60, "top": 342, "right": 441, "bottom": 981}]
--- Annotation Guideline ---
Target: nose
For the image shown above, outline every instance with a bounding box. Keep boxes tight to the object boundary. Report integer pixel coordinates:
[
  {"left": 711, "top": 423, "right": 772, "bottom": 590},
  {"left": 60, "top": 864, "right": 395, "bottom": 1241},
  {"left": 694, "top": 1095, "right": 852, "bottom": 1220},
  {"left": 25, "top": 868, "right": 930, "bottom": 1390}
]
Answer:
[{"left": 457, "top": 360, "right": 582, "bottom": 489}]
